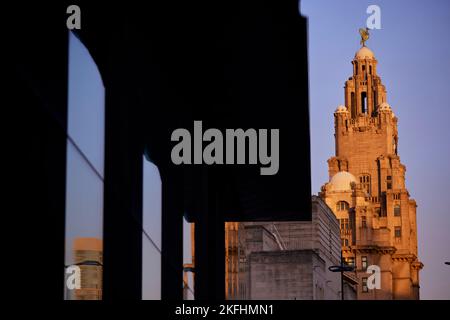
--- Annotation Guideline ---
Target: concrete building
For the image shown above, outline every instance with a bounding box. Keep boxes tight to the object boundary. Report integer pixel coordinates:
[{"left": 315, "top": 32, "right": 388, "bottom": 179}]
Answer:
[
  {"left": 319, "top": 44, "right": 423, "bottom": 299},
  {"left": 225, "top": 196, "right": 348, "bottom": 300}
]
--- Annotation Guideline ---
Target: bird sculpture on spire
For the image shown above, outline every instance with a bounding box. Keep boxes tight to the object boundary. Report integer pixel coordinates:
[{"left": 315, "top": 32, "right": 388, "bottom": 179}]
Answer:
[{"left": 359, "top": 27, "right": 370, "bottom": 47}]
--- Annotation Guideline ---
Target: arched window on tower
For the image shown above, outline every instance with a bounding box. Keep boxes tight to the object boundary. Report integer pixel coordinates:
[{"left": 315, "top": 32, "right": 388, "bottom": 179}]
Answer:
[
  {"left": 361, "top": 91, "right": 367, "bottom": 114},
  {"left": 393, "top": 137, "right": 398, "bottom": 155},
  {"left": 351, "top": 92, "right": 355, "bottom": 116},
  {"left": 387, "top": 175, "right": 392, "bottom": 190},
  {"left": 336, "top": 201, "right": 349, "bottom": 212},
  {"left": 359, "top": 174, "right": 371, "bottom": 195},
  {"left": 373, "top": 92, "right": 377, "bottom": 115},
  {"left": 394, "top": 204, "right": 401, "bottom": 216}
]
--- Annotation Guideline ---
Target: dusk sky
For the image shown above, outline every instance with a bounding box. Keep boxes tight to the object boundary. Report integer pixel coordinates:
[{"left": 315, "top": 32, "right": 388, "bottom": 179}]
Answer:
[
  {"left": 302, "top": 0, "right": 450, "bottom": 299},
  {"left": 67, "top": 0, "right": 450, "bottom": 300}
]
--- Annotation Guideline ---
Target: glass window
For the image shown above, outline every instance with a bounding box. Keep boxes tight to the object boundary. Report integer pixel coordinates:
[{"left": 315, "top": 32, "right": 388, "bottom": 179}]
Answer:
[
  {"left": 361, "top": 256, "right": 368, "bottom": 270},
  {"left": 336, "top": 201, "right": 349, "bottom": 212},
  {"left": 340, "top": 218, "right": 350, "bottom": 231},
  {"left": 142, "top": 157, "right": 162, "bottom": 300},
  {"left": 359, "top": 174, "right": 371, "bottom": 195},
  {"left": 362, "top": 277, "right": 368, "bottom": 292},
  {"left": 67, "top": 33, "right": 105, "bottom": 175},
  {"left": 65, "top": 32, "right": 105, "bottom": 300},
  {"left": 395, "top": 227, "right": 402, "bottom": 238},
  {"left": 344, "top": 257, "right": 355, "bottom": 267},
  {"left": 386, "top": 176, "right": 392, "bottom": 190},
  {"left": 142, "top": 158, "right": 162, "bottom": 249},
  {"left": 183, "top": 218, "right": 195, "bottom": 300},
  {"left": 394, "top": 204, "right": 401, "bottom": 216},
  {"left": 142, "top": 235, "right": 161, "bottom": 300},
  {"left": 361, "top": 216, "right": 367, "bottom": 228}
]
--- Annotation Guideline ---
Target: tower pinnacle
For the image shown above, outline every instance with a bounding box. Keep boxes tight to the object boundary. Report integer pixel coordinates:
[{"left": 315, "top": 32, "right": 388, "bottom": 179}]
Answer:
[{"left": 359, "top": 27, "right": 370, "bottom": 47}]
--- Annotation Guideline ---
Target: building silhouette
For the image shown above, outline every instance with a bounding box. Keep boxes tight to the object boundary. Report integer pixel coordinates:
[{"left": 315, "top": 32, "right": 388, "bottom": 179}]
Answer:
[
  {"left": 10, "top": 1, "right": 311, "bottom": 299},
  {"left": 319, "top": 44, "right": 423, "bottom": 299}
]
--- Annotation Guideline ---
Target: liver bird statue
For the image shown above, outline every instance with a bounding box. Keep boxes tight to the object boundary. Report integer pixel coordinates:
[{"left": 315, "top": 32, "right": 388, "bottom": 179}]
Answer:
[{"left": 359, "top": 27, "right": 370, "bottom": 46}]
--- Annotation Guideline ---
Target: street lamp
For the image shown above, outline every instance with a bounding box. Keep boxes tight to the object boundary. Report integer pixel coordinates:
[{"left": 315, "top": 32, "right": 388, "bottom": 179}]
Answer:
[{"left": 328, "top": 252, "right": 355, "bottom": 300}]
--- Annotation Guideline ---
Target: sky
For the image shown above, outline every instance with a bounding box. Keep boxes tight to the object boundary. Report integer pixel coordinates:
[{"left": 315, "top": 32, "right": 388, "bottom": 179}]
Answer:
[{"left": 302, "top": 0, "right": 450, "bottom": 299}]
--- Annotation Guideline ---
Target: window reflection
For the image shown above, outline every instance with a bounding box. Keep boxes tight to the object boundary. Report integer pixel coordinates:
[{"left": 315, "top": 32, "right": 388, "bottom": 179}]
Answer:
[
  {"left": 142, "top": 157, "right": 162, "bottom": 300},
  {"left": 183, "top": 219, "right": 195, "bottom": 300},
  {"left": 142, "top": 235, "right": 161, "bottom": 299},
  {"left": 67, "top": 33, "right": 105, "bottom": 175},
  {"left": 65, "top": 31, "right": 105, "bottom": 300}
]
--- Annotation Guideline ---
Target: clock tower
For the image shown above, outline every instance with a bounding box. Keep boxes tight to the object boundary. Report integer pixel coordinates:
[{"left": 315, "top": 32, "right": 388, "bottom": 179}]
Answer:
[{"left": 320, "top": 42, "right": 423, "bottom": 299}]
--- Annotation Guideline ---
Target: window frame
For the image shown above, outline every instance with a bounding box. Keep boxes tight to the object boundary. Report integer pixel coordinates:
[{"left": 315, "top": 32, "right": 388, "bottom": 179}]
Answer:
[
  {"left": 336, "top": 201, "right": 350, "bottom": 212},
  {"left": 344, "top": 257, "right": 355, "bottom": 267},
  {"left": 362, "top": 277, "right": 368, "bottom": 293},
  {"left": 359, "top": 174, "right": 371, "bottom": 195},
  {"left": 394, "top": 204, "right": 401, "bottom": 217},
  {"left": 361, "top": 256, "right": 368, "bottom": 270}
]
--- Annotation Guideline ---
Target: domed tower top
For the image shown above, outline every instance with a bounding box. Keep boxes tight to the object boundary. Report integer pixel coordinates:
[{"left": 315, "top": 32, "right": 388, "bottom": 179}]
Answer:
[
  {"left": 342, "top": 31, "right": 387, "bottom": 119},
  {"left": 355, "top": 46, "right": 375, "bottom": 60},
  {"left": 329, "top": 171, "right": 357, "bottom": 192}
]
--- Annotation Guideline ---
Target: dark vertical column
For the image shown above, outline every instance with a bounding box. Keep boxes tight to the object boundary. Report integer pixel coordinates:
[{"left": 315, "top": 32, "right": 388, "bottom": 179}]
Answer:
[
  {"left": 194, "top": 168, "right": 225, "bottom": 300},
  {"left": 11, "top": 73, "right": 68, "bottom": 299},
  {"left": 161, "top": 169, "right": 184, "bottom": 300},
  {"left": 213, "top": 171, "right": 226, "bottom": 300},
  {"left": 103, "top": 88, "right": 143, "bottom": 300},
  {"left": 8, "top": 3, "right": 69, "bottom": 299},
  {"left": 102, "top": 30, "right": 143, "bottom": 300}
]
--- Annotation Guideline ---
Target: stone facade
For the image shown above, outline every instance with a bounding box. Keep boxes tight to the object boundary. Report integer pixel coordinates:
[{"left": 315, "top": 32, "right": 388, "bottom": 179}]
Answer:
[
  {"left": 319, "top": 46, "right": 423, "bottom": 300},
  {"left": 225, "top": 196, "right": 346, "bottom": 300}
]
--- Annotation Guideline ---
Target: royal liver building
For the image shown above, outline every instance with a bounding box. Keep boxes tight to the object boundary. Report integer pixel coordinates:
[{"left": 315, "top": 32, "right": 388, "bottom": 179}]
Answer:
[{"left": 319, "top": 40, "right": 423, "bottom": 299}]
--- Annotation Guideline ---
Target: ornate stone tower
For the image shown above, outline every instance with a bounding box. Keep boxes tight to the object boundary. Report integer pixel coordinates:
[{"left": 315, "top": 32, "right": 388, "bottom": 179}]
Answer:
[{"left": 319, "top": 43, "right": 423, "bottom": 299}]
